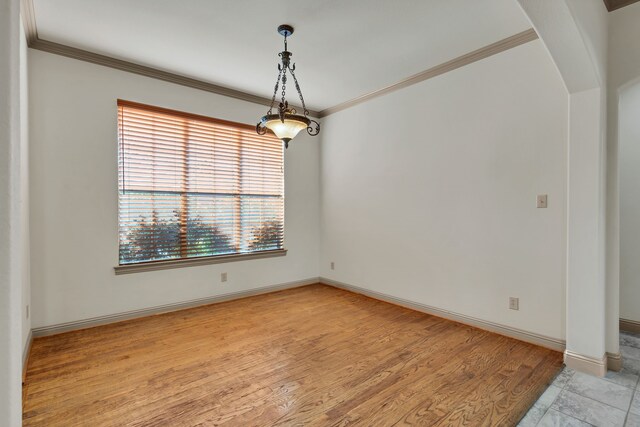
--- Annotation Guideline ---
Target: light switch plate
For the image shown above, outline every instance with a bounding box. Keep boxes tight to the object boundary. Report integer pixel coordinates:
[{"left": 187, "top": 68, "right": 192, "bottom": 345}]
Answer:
[{"left": 537, "top": 194, "right": 548, "bottom": 208}]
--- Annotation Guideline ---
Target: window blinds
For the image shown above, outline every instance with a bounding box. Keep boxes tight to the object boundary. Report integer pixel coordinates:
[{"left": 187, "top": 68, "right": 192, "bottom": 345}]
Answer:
[{"left": 117, "top": 100, "right": 284, "bottom": 265}]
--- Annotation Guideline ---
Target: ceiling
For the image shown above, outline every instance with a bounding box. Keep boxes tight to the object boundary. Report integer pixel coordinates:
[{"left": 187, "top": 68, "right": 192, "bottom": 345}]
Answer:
[{"left": 32, "top": 0, "right": 532, "bottom": 111}]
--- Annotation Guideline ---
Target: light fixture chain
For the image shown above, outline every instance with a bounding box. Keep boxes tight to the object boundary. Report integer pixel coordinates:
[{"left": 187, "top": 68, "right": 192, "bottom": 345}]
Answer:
[
  {"left": 268, "top": 67, "right": 283, "bottom": 115},
  {"left": 289, "top": 68, "right": 310, "bottom": 117},
  {"left": 281, "top": 67, "right": 287, "bottom": 107}
]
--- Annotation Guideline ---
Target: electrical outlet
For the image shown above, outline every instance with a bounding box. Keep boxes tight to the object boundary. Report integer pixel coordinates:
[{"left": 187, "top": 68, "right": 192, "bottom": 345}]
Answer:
[
  {"left": 537, "top": 194, "right": 548, "bottom": 208},
  {"left": 26, "top": 305, "right": 29, "bottom": 319},
  {"left": 221, "top": 272, "right": 227, "bottom": 282},
  {"left": 509, "top": 297, "right": 519, "bottom": 311},
  {"left": 330, "top": 261, "right": 335, "bottom": 270}
]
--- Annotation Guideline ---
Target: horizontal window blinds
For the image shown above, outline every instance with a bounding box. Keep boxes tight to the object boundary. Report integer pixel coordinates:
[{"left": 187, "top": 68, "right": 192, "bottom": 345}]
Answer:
[{"left": 117, "top": 100, "right": 284, "bottom": 265}]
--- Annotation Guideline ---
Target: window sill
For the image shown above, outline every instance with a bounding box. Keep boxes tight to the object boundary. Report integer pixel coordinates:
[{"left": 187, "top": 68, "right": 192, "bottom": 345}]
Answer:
[{"left": 114, "top": 249, "right": 287, "bottom": 275}]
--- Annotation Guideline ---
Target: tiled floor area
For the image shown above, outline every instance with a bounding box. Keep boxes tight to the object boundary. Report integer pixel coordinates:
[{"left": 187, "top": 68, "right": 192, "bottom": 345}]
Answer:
[{"left": 518, "top": 332, "right": 640, "bottom": 426}]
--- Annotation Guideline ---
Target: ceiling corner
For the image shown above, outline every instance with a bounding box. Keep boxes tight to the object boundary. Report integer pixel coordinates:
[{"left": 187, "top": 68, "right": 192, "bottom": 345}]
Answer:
[
  {"left": 603, "top": 0, "right": 640, "bottom": 12},
  {"left": 20, "top": 0, "right": 38, "bottom": 45}
]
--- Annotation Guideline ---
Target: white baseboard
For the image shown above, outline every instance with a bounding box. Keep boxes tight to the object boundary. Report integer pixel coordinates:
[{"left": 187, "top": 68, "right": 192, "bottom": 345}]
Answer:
[
  {"left": 607, "top": 352, "right": 622, "bottom": 372},
  {"left": 26, "top": 277, "right": 619, "bottom": 380},
  {"left": 320, "top": 277, "right": 566, "bottom": 352},
  {"left": 22, "top": 329, "right": 33, "bottom": 382},
  {"left": 564, "top": 350, "right": 607, "bottom": 377},
  {"left": 32, "top": 277, "right": 320, "bottom": 337},
  {"left": 620, "top": 318, "right": 640, "bottom": 334}
]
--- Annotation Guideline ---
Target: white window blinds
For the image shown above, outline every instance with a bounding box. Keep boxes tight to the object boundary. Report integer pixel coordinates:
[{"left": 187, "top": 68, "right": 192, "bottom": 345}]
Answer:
[{"left": 117, "top": 100, "right": 284, "bottom": 265}]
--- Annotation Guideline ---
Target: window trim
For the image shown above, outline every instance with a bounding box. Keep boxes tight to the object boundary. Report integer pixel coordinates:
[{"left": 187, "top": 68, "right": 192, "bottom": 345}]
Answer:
[
  {"left": 115, "top": 100, "right": 285, "bottom": 273},
  {"left": 114, "top": 249, "right": 287, "bottom": 275}
]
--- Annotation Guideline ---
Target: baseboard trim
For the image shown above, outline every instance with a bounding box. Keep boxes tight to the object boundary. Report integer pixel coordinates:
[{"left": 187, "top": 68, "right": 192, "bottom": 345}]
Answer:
[
  {"left": 607, "top": 352, "right": 622, "bottom": 372},
  {"left": 564, "top": 350, "right": 607, "bottom": 377},
  {"left": 28, "top": 277, "right": 568, "bottom": 353},
  {"left": 22, "top": 329, "right": 33, "bottom": 383},
  {"left": 320, "top": 277, "right": 565, "bottom": 352},
  {"left": 620, "top": 318, "right": 640, "bottom": 334},
  {"left": 32, "top": 277, "right": 320, "bottom": 337}
]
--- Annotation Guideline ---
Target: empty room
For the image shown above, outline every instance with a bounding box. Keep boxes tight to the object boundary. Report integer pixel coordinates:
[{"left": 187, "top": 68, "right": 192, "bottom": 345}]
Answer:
[{"left": 2, "top": 0, "right": 640, "bottom": 425}]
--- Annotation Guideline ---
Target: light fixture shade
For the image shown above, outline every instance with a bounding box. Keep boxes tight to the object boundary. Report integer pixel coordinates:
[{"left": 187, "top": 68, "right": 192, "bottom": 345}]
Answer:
[{"left": 261, "top": 114, "right": 310, "bottom": 141}]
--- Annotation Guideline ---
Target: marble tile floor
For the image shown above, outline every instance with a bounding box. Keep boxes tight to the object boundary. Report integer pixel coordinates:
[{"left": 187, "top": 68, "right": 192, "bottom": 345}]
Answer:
[{"left": 518, "top": 331, "right": 640, "bottom": 427}]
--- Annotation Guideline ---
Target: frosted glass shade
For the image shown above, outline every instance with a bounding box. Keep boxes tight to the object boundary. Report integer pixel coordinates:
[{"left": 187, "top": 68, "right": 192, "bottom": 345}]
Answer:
[{"left": 261, "top": 114, "right": 310, "bottom": 142}]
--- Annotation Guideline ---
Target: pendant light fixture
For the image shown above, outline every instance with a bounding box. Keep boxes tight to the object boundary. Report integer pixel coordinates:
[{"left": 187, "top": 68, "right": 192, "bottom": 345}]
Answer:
[{"left": 256, "top": 25, "right": 320, "bottom": 148}]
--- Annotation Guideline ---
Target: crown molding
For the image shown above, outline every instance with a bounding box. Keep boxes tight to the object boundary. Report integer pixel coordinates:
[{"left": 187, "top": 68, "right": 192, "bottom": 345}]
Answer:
[
  {"left": 317, "top": 29, "right": 539, "bottom": 117},
  {"left": 603, "top": 0, "right": 640, "bottom": 12},
  {"left": 19, "top": 0, "right": 318, "bottom": 117},
  {"left": 29, "top": 37, "right": 317, "bottom": 115},
  {"left": 21, "top": 0, "right": 538, "bottom": 119}
]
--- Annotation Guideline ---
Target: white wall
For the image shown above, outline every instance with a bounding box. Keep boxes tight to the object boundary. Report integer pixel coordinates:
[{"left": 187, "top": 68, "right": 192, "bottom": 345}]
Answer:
[
  {"left": 560, "top": 0, "right": 610, "bottom": 366},
  {"left": 608, "top": 2, "right": 640, "bottom": 90},
  {"left": 0, "top": 0, "right": 26, "bottom": 424},
  {"left": 609, "top": 3, "right": 640, "bottom": 326},
  {"left": 562, "top": 0, "right": 610, "bottom": 369},
  {"left": 20, "top": 19, "right": 30, "bottom": 359},
  {"left": 516, "top": 0, "right": 603, "bottom": 94},
  {"left": 519, "top": 0, "right": 611, "bottom": 369},
  {"left": 566, "top": 87, "right": 607, "bottom": 359},
  {"left": 29, "top": 50, "right": 320, "bottom": 329},
  {"left": 320, "top": 40, "right": 568, "bottom": 340},
  {"left": 619, "top": 82, "right": 640, "bottom": 323},
  {"left": 565, "top": 0, "right": 608, "bottom": 87}
]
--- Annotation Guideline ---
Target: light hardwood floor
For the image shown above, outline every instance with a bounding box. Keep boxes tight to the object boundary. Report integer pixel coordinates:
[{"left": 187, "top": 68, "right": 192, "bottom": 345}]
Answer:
[{"left": 23, "top": 284, "right": 562, "bottom": 426}]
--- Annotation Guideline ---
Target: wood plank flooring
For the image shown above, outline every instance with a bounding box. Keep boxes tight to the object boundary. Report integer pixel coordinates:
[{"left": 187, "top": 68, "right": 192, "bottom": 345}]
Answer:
[{"left": 23, "top": 284, "right": 562, "bottom": 426}]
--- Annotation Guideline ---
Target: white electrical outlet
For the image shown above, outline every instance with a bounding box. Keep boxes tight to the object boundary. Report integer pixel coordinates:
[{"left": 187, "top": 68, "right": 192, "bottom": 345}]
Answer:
[
  {"left": 330, "top": 262, "right": 335, "bottom": 270},
  {"left": 221, "top": 272, "right": 227, "bottom": 282},
  {"left": 537, "top": 194, "right": 548, "bottom": 208},
  {"left": 26, "top": 305, "right": 29, "bottom": 319},
  {"left": 509, "top": 297, "right": 519, "bottom": 311}
]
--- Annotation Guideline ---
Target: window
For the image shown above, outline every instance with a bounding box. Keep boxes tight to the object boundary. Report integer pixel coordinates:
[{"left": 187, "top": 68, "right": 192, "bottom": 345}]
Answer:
[{"left": 117, "top": 100, "right": 284, "bottom": 268}]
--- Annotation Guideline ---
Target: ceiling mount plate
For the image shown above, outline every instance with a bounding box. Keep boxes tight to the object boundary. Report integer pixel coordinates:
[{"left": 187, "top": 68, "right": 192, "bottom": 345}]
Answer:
[{"left": 278, "top": 24, "right": 294, "bottom": 37}]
